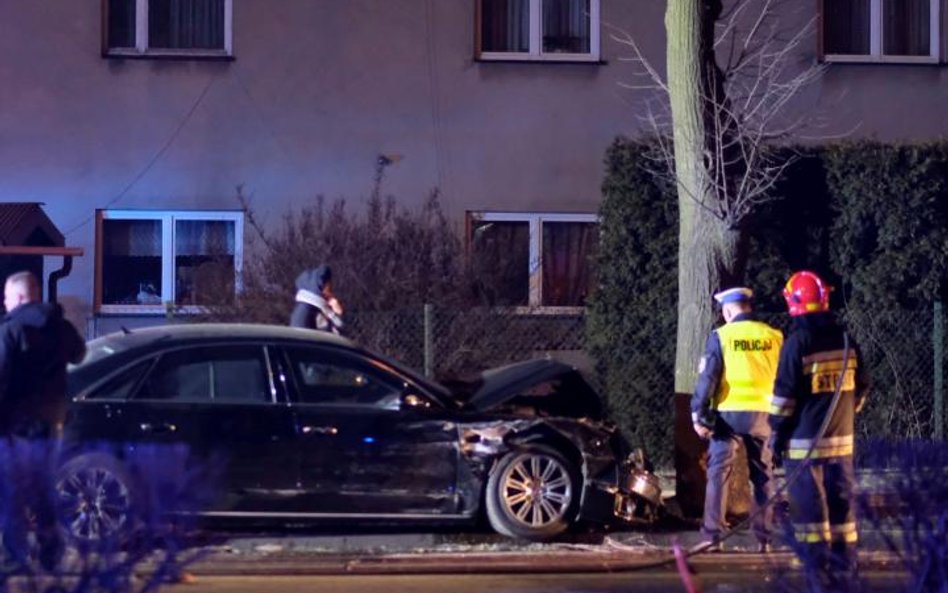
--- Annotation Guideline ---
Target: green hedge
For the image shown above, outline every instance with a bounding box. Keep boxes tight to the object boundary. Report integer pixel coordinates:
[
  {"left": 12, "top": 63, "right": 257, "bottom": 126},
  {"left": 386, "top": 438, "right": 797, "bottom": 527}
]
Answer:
[
  {"left": 589, "top": 139, "right": 948, "bottom": 462},
  {"left": 587, "top": 139, "right": 678, "bottom": 466},
  {"left": 825, "top": 142, "right": 948, "bottom": 440}
]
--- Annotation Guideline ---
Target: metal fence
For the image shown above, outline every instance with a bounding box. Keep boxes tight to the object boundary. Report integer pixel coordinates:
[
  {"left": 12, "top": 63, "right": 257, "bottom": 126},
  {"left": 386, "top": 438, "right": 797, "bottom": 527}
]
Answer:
[
  {"left": 345, "top": 303, "right": 948, "bottom": 443},
  {"left": 88, "top": 303, "right": 948, "bottom": 444},
  {"left": 345, "top": 305, "right": 589, "bottom": 381}
]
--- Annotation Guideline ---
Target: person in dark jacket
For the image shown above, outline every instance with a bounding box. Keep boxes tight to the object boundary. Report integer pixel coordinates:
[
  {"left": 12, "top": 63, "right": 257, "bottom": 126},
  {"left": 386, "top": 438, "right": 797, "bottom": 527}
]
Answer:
[
  {"left": 770, "top": 271, "right": 869, "bottom": 580},
  {"left": 0, "top": 271, "right": 86, "bottom": 438},
  {"left": 0, "top": 270, "right": 86, "bottom": 571},
  {"left": 691, "top": 287, "right": 783, "bottom": 553},
  {"left": 289, "top": 265, "right": 344, "bottom": 334}
]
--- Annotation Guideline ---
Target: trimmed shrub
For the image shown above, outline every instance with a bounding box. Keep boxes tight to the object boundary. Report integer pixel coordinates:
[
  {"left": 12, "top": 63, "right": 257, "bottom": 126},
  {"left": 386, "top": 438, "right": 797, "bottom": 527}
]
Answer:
[{"left": 587, "top": 139, "right": 678, "bottom": 466}]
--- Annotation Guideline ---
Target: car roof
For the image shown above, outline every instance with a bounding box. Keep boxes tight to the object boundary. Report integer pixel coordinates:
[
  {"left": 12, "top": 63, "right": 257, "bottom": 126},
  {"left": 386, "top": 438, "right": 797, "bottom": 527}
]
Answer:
[
  {"left": 73, "top": 322, "right": 454, "bottom": 405},
  {"left": 93, "top": 323, "right": 355, "bottom": 349}
]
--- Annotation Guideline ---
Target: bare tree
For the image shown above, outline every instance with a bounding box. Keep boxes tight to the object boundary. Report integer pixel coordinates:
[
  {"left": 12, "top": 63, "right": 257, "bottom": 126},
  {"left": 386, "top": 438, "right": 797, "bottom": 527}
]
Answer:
[{"left": 610, "top": 0, "right": 825, "bottom": 393}]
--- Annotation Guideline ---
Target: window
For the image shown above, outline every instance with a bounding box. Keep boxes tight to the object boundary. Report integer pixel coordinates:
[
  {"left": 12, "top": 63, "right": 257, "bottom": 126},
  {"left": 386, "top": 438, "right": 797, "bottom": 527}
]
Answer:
[
  {"left": 95, "top": 210, "right": 243, "bottom": 313},
  {"left": 477, "top": 0, "right": 600, "bottom": 62},
  {"left": 467, "top": 212, "right": 598, "bottom": 308},
  {"left": 822, "top": 0, "right": 939, "bottom": 62},
  {"left": 104, "top": 0, "right": 233, "bottom": 57},
  {"left": 87, "top": 360, "right": 153, "bottom": 400},
  {"left": 285, "top": 347, "right": 402, "bottom": 407},
  {"left": 134, "top": 345, "right": 270, "bottom": 403}
]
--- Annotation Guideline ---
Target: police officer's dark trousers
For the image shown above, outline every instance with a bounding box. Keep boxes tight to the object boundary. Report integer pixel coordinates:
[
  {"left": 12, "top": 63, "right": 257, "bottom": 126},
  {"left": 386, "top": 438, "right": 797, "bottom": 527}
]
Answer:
[
  {"left": 703, "top": 414, "right": 774, "bottom": 543},
  {"left": 785, "top": 455, "right": 858, "bottom": 574}
]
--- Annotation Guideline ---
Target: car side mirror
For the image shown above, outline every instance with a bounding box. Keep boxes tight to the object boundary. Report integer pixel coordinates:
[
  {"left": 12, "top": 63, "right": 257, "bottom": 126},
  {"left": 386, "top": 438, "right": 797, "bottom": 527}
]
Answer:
[{"left": 401, "top": 392, "right": 433, "bottom": 410}]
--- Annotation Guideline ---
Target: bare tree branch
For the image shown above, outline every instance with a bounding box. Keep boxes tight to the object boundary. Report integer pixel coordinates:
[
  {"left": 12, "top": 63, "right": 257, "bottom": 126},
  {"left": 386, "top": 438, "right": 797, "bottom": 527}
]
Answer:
[{"left": 610, "top": 0, "right": 834, "bottom": 227}]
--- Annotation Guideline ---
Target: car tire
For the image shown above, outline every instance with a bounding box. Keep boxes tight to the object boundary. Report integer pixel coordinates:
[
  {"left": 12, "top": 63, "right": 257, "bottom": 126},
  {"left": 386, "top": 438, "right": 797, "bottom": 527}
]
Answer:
[
  {"left": 55, "top": 452, "right": 137, "bottom": 548},
  {"left": 485, "top": 445, "right": 580, "bottom": 541}
]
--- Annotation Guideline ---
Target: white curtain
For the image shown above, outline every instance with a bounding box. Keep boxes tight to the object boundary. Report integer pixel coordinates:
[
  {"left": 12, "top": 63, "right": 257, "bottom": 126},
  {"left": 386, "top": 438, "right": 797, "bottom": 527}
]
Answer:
[
  {"left": 149, "top": 0, "right": 225, "bottom": 50},
  {"left": 107, "top": 0, "right": 137, "bottom": 48},
  {"left": 542, "top": 0, "right": 590, "bottom": 54},
  {"left": 883, "top": 0, "right": 930, "bottom": 56},
  {"left": 823, "top": 0, "right": 871, "bottom": 55},
  {"left": 174, "top": 220, "right": 235, "bottom": 256},
  {"left": 481, "top": 0, "right": 529, "bottom": 53}
]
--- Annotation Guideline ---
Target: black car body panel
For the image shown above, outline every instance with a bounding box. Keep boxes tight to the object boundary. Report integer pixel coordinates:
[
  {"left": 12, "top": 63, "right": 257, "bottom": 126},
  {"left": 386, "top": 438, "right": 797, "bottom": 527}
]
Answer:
[{"left": 63, "top": 324, "right": 660, "bottom": 536}]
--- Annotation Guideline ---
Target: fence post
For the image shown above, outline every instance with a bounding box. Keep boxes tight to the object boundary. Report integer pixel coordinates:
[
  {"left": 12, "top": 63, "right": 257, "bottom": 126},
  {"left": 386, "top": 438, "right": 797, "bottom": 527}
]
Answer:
[
  {"left": 935, "top": 301, "right": 944, "bottom": 440},
  {"left": 424, "top": 303, "right": 433, "bottom": 378}
]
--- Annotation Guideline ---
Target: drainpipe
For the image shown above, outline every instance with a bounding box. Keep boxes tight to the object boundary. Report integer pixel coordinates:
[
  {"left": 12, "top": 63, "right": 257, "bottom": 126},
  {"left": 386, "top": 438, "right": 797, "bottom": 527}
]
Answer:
[{"left": 47, "top": 254, "right": 73, "bottom": 303}]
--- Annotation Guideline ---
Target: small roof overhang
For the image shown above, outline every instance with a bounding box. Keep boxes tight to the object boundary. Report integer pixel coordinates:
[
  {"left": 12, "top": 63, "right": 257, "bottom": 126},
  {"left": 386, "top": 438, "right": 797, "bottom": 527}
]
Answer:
[{"left": 0, "top": 203, "right": 83, "bottom": 302}]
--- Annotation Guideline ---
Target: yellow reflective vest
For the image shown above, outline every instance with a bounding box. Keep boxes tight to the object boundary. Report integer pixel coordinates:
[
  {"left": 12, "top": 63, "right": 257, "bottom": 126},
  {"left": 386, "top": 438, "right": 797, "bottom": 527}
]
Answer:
[{"left": 713, "top": 320, "right": 784, "bottom": 413}]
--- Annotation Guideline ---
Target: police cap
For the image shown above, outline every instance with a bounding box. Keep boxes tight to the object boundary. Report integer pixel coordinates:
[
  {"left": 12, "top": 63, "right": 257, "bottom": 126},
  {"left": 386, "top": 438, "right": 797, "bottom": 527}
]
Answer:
[{"left": 713, "top": 286, "right": 753, "bottom": 305}]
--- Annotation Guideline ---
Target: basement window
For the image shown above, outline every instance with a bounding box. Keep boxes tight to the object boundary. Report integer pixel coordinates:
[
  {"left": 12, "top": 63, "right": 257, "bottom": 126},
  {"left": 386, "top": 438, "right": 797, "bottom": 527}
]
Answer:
[{"left": 95, "top": 210, "right": 243, "bottom": 313}]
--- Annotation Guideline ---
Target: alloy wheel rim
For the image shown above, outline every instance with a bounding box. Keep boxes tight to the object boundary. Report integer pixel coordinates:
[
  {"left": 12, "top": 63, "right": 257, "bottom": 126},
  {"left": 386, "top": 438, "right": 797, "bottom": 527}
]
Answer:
[
  {"left": 57, "top": 467, "right": 130, "bottom": 541},
  {"left": 500, "top": 453, "right": 572, "bottom": 528}
]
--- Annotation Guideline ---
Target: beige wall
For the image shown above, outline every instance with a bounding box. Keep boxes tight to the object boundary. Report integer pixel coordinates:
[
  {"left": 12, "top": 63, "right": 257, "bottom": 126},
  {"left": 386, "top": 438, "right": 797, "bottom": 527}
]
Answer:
[{"left": 1, "top": 0, "right": 946, "bottom": 326}]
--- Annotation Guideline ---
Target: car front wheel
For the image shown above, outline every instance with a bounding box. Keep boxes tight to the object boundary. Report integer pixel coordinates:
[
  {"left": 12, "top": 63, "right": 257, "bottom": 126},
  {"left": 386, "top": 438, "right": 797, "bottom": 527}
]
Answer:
[{"left": 485, "top": 445, "right": 580, "bottom": 541}]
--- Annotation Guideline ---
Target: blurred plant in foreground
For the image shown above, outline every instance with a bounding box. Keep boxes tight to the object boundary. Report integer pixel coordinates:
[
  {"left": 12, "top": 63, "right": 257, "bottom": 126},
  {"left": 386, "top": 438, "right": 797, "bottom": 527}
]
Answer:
[{"left": 0, "top": 439, "right": 220, "bottom": 593}]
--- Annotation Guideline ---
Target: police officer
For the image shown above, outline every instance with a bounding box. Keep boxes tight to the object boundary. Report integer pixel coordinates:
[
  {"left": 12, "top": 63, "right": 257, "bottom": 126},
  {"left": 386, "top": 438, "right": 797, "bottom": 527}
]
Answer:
[
  {"left": 770, "top": 271, "right": 868, "bottom": 577},
  {"left": 691, "top": 287, "right": 783, "bottom": 552}
]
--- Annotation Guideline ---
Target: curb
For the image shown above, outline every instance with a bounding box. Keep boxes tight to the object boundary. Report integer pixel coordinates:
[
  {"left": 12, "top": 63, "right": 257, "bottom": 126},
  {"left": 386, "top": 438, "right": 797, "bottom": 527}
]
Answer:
[{"left": 181, "top": 548, "right": 906, "bottom": 577}]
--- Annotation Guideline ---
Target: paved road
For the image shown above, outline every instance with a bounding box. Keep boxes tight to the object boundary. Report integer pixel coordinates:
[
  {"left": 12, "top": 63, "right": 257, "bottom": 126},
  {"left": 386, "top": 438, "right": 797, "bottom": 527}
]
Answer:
[{"left": 163, "top": 571, "right": 909, "bottom": 593}]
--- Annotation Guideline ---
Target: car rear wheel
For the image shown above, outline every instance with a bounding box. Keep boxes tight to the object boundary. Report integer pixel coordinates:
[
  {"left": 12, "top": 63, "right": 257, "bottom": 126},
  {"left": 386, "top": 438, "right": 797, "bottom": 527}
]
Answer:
[
  {"left": 485, "top": 445, "right": 580, "bottom": 541},
  {"left": 55, "top": 453, "right": 136, "bottom": 548}
]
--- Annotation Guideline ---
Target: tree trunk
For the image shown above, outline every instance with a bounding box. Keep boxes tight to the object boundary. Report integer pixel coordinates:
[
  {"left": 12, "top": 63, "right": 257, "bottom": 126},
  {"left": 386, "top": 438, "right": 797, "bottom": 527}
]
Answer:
[
  {"left": 666, "top": 0, "right": 746, "bottom": 394},
  {"left": 667, "top": 0, "right": 748, "bottom": 519}
]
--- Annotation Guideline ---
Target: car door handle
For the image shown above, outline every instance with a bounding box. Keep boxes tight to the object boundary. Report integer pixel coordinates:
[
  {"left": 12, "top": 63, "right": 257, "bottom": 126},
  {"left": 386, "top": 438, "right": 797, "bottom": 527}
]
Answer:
[
  {"left": 140, "top": 422, "right": 177, "bottom": 434},
  {"left": 301, "top": 425, "right": 338, "bottom": 436}
]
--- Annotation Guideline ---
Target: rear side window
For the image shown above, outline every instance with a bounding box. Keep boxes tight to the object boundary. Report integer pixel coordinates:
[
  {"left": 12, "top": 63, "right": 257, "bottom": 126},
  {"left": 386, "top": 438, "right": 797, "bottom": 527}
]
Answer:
[
  {"left": 134, "top": 345, "right": 271, "bottom": 403},
  {"left": 86, "top": 360, "right": 153, "bottom": 401}
]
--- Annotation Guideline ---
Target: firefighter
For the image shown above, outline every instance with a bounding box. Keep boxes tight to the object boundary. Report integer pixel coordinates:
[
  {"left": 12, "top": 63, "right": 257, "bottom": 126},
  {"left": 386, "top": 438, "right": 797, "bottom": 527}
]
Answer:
[
  {"left": 691, "top": 287, "right": 783, "bottom": 553},
  {"left": 770, "top": 271, "right": 869, "bottom": 578}
]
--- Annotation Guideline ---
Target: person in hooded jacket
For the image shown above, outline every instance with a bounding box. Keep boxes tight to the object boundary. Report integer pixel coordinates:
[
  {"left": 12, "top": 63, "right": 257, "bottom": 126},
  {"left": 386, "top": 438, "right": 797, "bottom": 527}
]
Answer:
[
  {"left": 0, "top": 270, "right": 86, "bottom": 571},
  {"left": 290, "top": 264, "right": 344, "bottom": 335}
]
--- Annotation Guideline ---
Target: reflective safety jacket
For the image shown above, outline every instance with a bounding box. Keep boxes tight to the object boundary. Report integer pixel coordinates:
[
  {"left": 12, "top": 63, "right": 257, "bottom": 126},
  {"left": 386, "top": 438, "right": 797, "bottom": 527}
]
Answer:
[
  {"left": 691, "top": 313, "right": 784, "bottom": 427},
  {"left": 769, "top": 312, "right": 870, "bottom": 460}
]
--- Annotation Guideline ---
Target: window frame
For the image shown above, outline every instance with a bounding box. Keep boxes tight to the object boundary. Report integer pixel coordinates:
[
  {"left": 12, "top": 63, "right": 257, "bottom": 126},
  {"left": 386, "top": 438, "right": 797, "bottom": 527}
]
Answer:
[
  {"left": 94, "top": 209, "right": 244, "bottom": 315},
  {"left": 475, "top": 0, "right": 601, "bottom": 63},
  {"left": 281, "top": 346, "right": 407, "bottom": 409},
  {"left": 130, "top": 343, "right": 274, "bottom": 404},
  {"left": 820, "top": 0, "right": 940, "bottom": 63},
  {"left": 466, "top": 210, "right": 598, "bottom": 312},
  {"left": 102, "top": 0, "right": 234, "bottom": 59}
]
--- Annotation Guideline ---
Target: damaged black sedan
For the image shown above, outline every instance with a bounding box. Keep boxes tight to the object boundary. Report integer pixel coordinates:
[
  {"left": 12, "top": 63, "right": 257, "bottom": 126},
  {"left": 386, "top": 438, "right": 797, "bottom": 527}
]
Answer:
[{"left": 61, "top": 324, "right": 660, "bottom": 542}]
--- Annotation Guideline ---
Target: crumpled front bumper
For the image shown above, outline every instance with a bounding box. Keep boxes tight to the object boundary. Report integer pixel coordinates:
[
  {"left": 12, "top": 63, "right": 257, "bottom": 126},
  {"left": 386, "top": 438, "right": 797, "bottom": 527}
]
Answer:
[
  {"left": 580, "top": 454, "right": 663, "bottom": 525},
  {"left": 613, "top": 465, "right": 663, "bottom": 522}
]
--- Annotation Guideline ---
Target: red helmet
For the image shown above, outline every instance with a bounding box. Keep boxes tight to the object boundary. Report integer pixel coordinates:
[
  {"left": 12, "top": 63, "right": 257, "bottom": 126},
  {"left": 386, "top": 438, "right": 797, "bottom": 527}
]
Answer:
[{"left": 782, "top": 271, "right": 831, "bottom": 316}]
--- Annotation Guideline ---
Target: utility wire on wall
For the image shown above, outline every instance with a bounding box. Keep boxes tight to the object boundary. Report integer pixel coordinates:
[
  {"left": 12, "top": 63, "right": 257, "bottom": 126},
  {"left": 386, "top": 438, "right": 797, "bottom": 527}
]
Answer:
[{"left": 63, "top": 73, "right": 219, "bottom": 238}]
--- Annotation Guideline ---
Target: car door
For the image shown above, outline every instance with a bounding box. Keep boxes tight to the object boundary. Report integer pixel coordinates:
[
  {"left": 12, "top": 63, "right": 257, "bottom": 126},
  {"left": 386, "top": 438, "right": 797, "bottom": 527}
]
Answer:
[
  {"left": 116, "top": 343, "right": 300, "bottom": 513},
  {"left": 280, "top": 345, "right": 462, "bottom": 518}
]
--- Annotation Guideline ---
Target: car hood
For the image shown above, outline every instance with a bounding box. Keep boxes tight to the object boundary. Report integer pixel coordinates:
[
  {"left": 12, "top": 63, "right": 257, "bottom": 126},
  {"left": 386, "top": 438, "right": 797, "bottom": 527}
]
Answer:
[{"left": 459, "top": 359, "right": 604, "bottom": 419}]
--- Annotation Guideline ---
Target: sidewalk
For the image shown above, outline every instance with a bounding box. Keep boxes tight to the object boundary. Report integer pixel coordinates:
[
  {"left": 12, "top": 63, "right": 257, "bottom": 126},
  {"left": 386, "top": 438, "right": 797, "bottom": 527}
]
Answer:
[{"left": 179, "top": 527, "right": 908, "bottom": 577}]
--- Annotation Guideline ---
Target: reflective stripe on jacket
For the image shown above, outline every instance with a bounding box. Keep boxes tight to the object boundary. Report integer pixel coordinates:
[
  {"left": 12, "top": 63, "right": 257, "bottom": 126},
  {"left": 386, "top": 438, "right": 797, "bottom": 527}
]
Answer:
[
  {"left": 713, "top": 320, "right": 784, "bottom": 413},
  {"left": 769, "top": 312, "right": 870, "bottom": 461}
]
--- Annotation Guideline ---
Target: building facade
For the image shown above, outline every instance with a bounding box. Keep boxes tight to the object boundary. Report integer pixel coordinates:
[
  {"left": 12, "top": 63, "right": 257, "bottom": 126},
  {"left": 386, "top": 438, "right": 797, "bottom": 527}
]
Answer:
[{"left": 1, "top": 0, "right": 945, "bottom": 331}]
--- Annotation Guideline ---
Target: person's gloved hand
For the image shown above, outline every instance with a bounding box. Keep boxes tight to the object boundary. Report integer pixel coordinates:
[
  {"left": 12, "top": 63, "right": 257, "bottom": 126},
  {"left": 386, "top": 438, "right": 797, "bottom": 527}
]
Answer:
[
  {"left": 692, "top": 422, "right": 712, "bottom": 440},
  {"left": 768, "top": 434, "right": 785, "bottom": 468}
]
